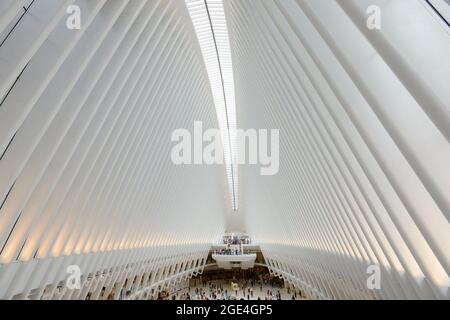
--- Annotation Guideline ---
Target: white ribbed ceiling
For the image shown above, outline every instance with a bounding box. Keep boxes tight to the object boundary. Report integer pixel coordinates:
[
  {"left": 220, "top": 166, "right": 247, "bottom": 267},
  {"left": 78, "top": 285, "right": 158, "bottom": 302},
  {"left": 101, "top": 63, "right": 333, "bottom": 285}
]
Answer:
[
  {"left": 0, "top": 0, "right": 227, "bottom": 300},
  {"left": 0, "top": 0, "right": 449, "bottom": 300},
  {"left": 225, "top": 0, "right": 450, "bottom": 300}
]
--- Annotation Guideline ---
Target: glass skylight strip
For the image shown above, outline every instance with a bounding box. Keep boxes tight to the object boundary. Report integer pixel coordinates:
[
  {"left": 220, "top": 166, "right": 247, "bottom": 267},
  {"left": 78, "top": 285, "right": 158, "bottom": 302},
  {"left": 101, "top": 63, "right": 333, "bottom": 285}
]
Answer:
[{"left": 185, "top": 0, "right": 238, "bottom": 210}]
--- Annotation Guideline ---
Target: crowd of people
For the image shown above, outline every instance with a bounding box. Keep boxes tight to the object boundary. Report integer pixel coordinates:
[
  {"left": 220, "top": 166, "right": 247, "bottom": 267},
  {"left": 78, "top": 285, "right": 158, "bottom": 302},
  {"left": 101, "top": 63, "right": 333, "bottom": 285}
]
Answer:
[
  {"left": 222, "top": 235, "right": 251, "bottom": 245},
  {"left": 215, "top": 244, "right": 243, "bottom": 255},
  {"left": 158, "top": 267, "right": 304, "bottom": 300},
  {"left": 179, "top": 278, "right": 301, "bottom": 300},
  {"left": 152, "top": 266, "right": 305, "bottom": 300}
]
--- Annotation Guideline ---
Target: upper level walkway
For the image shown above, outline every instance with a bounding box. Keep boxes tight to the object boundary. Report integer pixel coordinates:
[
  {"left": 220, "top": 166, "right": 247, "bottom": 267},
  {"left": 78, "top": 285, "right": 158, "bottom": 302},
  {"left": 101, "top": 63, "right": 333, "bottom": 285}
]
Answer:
[{"left": 210, "top": 234, "right": 260, "bottom": 269}]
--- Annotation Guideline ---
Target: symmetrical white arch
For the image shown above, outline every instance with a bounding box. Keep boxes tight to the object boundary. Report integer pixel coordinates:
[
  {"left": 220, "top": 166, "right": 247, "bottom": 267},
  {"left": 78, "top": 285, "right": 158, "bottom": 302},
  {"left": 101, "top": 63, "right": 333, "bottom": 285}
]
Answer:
[{"left": 0, "top": 0, "right": 449, "bottom": 300}]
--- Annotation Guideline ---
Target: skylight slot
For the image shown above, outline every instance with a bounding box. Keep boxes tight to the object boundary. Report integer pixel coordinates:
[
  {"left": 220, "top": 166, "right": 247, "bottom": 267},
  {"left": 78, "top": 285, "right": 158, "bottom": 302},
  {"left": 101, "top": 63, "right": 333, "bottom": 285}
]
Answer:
[{"left": 185, "top": 0, "right": 238, "bottom": 210}]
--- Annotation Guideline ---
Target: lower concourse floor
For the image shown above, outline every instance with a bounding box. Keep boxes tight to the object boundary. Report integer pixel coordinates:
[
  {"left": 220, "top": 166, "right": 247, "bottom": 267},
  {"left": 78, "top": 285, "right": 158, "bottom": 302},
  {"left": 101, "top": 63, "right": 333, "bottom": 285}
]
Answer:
[
  {"left": 157, "top": 266, "right": 306, "bottom": 300},
  {"left": 178, "top": 280, "right": 300, "bottom": 300}
]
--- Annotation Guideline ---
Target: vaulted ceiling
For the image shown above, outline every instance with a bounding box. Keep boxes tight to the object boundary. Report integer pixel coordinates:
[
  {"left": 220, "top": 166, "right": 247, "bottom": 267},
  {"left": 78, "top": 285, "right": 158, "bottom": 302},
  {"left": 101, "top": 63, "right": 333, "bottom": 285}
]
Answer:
[{"left": 0, "top": 0, "right": 449, "bottom": 300}]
